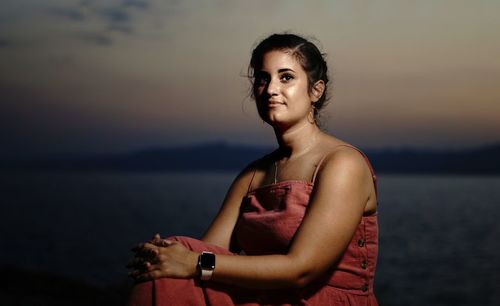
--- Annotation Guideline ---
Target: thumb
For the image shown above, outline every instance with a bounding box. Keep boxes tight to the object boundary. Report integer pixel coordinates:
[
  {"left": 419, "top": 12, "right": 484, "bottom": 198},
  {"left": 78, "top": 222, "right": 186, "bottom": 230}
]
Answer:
[
  {"left": 148, "top": 233, "right": 162, "bottom": 243},
  {"left": 158, "top": 239, "right": 173, "bottom": 247}
]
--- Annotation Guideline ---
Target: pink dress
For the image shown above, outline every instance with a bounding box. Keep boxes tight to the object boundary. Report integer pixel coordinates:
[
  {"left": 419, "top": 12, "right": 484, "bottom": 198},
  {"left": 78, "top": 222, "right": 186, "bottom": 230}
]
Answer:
[{"left": 128, "top": 145, "right": 379, "bottom": 305}]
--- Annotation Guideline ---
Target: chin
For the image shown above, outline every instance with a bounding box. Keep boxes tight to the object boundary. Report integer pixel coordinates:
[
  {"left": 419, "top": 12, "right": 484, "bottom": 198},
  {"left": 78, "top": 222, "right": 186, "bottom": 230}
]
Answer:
[
  {"left": 259, "top": 109, "right": 291, "bottom": 127},
  {"left": 266, "top": 114, "right": 283, "bottom": 125},
  {"left": 267, "top": 118, "right": 291, "bottom": 130}
]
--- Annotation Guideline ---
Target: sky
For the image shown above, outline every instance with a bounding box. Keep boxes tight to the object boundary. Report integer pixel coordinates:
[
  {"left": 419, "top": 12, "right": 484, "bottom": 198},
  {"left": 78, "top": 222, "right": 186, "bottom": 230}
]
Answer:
[{"left": 1, "top": 0, "right": 500, "bottom": 158}]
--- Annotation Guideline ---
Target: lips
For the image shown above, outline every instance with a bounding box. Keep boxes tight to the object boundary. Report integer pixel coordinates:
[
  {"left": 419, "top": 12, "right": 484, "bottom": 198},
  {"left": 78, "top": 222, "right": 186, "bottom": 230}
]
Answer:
[{"left": 267, "top": 100, "right": 285, "bottom": 107}]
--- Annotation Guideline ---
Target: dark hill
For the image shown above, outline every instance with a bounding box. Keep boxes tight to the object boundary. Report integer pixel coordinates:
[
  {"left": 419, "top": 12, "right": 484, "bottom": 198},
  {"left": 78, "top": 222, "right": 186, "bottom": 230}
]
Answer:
[{"left": 3, "top": 141, "right": 500, "bottom": 174}]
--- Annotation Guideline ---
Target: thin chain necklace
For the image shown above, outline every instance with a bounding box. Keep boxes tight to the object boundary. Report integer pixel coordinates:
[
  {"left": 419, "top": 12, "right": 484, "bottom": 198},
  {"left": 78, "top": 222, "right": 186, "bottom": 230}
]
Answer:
[{"left": 273, "top": 141, "right": 317, "bottom": 184}]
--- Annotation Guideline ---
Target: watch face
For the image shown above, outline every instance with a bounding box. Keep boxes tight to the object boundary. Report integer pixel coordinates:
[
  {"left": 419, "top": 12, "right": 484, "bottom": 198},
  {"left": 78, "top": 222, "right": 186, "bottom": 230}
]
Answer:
[{"left": 200, "top": 252, "right": 215, "bottom": 269}]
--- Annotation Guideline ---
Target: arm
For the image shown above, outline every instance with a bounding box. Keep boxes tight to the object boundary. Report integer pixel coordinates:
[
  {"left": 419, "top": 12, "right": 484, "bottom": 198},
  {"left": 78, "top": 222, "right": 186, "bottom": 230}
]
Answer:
[
  {"left": 201, "top": 161, "right": 260, "bottom": 251},
  {"left": 210, "top": 148, "right": 373, "bottom": 288},
  {"left": 128, "top": 159, "right": 262, "bottom": 280},
  {"left": 132, "top": 149, "right": 373, "bottom": 289}
]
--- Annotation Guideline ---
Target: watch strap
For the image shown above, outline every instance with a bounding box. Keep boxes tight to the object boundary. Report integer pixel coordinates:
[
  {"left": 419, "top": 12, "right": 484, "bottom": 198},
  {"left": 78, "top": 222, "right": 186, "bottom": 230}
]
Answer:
[{"left": 200, "top": 268, "right": 213, "bottom": 281}]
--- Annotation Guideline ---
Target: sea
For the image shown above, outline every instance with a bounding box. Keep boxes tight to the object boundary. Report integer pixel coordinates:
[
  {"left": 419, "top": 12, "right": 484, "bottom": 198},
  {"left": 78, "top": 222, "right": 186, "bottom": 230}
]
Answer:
[{"left": 1, "top": 172, "right": 499, "bottom": 306}]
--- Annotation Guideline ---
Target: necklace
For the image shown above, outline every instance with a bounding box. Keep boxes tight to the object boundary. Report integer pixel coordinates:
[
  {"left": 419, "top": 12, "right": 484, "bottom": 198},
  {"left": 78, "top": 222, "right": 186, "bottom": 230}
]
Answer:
[
  {"left": 273, "top": 130, "right": 321, "bottom": 184},
  {"left": 273, "top": 144, "right": 316, "bottom": 184}
]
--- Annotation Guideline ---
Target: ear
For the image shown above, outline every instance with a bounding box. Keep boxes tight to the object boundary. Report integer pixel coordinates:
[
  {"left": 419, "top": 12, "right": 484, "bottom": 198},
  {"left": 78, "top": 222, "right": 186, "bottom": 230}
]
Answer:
[{"left": 310, "top": 80, "right": 325, "bottom": 103}]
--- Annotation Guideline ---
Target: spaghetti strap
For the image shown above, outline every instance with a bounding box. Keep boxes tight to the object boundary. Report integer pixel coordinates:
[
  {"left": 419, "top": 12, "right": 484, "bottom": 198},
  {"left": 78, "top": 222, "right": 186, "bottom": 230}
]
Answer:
[
  {"left": 247, "top": 167, "right": 257, "bottom": 193},
  {"left": 311, "top": 144, "right": 378, "bottom": 197},
  {"left": 311, "top": 154, "right": 330, "bottom": 184}
]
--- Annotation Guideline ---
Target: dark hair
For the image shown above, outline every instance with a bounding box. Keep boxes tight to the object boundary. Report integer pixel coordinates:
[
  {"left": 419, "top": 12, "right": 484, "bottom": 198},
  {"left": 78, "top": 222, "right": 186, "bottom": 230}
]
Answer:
[{"left": 248, "top": 33, "right": 330, "bottom": 121}]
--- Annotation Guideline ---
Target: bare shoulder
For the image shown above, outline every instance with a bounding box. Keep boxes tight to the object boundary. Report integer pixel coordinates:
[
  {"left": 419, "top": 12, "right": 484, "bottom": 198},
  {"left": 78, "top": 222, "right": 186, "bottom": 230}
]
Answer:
[
  {"left": 314, "top": 139, "right": 373, "bottom": 193},
  {"left": 313, "top": 139, "right": 376, "bottom": 212},
  {"left": 320, "top": 145, "right": 369, "bottom": 177}
]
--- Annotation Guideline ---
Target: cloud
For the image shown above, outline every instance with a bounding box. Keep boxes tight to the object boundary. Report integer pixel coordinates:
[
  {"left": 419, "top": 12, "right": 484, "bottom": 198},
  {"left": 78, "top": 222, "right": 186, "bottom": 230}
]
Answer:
[
  {"left": 49, "top": 1, "right": 152, "bottom": 45},
  {"left": 77, "top": 0, "right": 152, "bottom": 34},
  {"left": 98, "top": 7, "right": 133, "bottom": 33},
  {"left": 46, "top": 0, "right": 155, "bottom": 40},
  {"left": 122, "top": 0, "right": 150, "bottom": 10},
  {"left": 40, "top": 0, "right": 184, "bottom": 47},
  {"left": 49, "top": 7, "right": 85, "bottom": 21},
  {"left": 75, "top": 32, "right": 113, "bottom": 46},
  {"left": 99, "top": 7, "right": 130, "bottom": 23}
]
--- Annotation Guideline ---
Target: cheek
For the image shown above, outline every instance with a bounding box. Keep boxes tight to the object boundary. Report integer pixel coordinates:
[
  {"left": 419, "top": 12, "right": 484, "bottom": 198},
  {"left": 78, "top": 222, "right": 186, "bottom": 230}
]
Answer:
[
  {"left": 254, "top": 85, "right": 265, "bottom": 99},
  {"left": 286, "top": 86, "right": 310, "bottom": 105}
]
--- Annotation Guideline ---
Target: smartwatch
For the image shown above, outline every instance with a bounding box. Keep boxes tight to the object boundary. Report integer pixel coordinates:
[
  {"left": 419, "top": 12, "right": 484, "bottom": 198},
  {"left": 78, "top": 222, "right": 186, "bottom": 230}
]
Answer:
[{"left": 198, "top": 251, "right": 216, "bottom": 281}]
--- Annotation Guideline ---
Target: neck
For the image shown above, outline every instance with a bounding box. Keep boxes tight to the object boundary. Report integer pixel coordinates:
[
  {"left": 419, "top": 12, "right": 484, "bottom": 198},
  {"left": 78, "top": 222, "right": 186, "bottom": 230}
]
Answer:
[{"left": 273, "top": 120, "right": 322, "bottom": 160}]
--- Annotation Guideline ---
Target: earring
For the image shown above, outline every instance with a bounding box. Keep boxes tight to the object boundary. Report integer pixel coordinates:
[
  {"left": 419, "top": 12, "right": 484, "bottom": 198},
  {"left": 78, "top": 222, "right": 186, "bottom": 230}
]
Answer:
[{"left": 307, "top": 106, "right": 316, "bottom": 124}]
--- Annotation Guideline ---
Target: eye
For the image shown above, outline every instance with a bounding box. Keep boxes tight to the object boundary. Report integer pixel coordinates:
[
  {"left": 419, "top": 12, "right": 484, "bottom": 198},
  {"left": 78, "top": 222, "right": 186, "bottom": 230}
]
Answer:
[
  {"left": 280, "top": 73, "right": 294, "bottom": 82},
  {"left": 255, "top": 72, "right": 270, "bottom": 86}
]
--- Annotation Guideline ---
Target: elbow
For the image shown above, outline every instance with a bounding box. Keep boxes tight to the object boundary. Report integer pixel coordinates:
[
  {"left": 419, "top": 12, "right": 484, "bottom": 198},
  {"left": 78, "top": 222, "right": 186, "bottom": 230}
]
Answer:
[
  {"left": 292, "top": 276, "right": 309, "bottom": 289},
  {"left": 290, "top": 271, "right": 315, "bottom": 288},
  {"left": 285, "top": 257, "right": 322, "bottom": 288}
]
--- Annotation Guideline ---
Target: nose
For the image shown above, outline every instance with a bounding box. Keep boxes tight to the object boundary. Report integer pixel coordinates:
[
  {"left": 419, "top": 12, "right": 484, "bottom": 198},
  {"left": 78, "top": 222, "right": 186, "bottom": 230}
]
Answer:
[{"left": 266, "top": 77, "right": 279, "bottom": 96}]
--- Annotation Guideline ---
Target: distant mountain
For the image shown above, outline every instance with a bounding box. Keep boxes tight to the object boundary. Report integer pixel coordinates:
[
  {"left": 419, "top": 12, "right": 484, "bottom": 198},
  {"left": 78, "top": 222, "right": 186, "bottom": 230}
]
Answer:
[
  {"left": 367, "top": 143, "right": 500, "bottom": 174},
  {"left": 3, "top": 142, "right": 271, "bottom": 173},
  {"left": 3, "top": 141, "right": 500, "bottom": 174}
]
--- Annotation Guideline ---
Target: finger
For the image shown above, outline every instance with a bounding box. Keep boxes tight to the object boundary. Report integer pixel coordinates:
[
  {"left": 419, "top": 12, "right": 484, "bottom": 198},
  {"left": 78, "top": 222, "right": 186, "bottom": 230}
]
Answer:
[
  {"left": 144, "top": 262, "right": 161, "bottom": 272},
  {"left": 135, "top": 270, "right": 161, "bottom": 282},
  {"left": 148, "top": 233, "right": 161, "bottom": 243},
  {"left": 157, "top": 239, "right": 173, "bottom": 247},
  {"left": 145, "top": 247, "right": 159, "bottom": 257},
  {"left": 142, "top": 242, "right": 157, "bottom": 249},
  {"left": 127, "top": 257, "right": 143, "bottom": 268},
  {"left": 134, "top": 245, "right": 159, "bottom": 259},
  {"left": 128, "top": 260, "right": 155, "bottom": 276},
  {"left": 126, "top": 258, "right": 152, "bottom": 269},
  {"left": 133, "top": 242, "right": 159, "bottom": 252},
  {"left": 131, "top": 242, "right": 145, "bottom": 252},
  {"left": 128, "top": 269, "right": 143, "bottom": 278}
]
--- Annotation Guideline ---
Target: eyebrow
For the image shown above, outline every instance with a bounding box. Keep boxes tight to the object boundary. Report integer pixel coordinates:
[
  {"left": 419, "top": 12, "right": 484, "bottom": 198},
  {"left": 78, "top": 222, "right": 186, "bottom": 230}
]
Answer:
[{"left": 257, "top": 68, "right": 295, "bottom": 74}]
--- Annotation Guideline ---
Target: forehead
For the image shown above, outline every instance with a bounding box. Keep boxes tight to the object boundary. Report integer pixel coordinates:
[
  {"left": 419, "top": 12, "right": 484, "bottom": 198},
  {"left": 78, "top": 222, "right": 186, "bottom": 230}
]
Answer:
[{"left": 260, "top": 50, "right": 304, "bottom": 72}]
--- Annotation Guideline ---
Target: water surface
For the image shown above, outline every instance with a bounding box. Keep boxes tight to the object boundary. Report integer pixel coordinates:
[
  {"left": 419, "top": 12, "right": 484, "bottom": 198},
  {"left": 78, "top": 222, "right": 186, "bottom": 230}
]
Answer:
[{"left": 1, "top": 172, "right": 499, "bottom": 305}]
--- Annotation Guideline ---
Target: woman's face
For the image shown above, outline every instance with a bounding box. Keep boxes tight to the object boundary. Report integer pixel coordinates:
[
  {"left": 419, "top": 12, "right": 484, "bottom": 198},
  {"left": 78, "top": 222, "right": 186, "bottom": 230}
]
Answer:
[{"left": 254, "top": 50, "right": 314, "bottom": 128}]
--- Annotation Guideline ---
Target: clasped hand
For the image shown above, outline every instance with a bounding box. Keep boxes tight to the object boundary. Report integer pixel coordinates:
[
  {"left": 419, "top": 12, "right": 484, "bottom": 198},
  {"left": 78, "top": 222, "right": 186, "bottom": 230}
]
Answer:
[{"left": 127, "top": 234, "right": 199, "bottom": 282}]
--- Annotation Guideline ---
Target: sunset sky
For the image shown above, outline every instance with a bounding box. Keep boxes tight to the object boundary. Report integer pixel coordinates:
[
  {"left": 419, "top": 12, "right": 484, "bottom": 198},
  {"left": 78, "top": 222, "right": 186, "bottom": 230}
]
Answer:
[{"left": 1, "top": 0, "right": 499, "bottom": 158}]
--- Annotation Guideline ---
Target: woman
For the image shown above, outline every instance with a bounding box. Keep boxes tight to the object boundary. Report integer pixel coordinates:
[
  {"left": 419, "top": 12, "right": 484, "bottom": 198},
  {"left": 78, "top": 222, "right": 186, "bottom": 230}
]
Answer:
[{"left": 127, "top": 33, "right": 378, "bottom": 305}]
